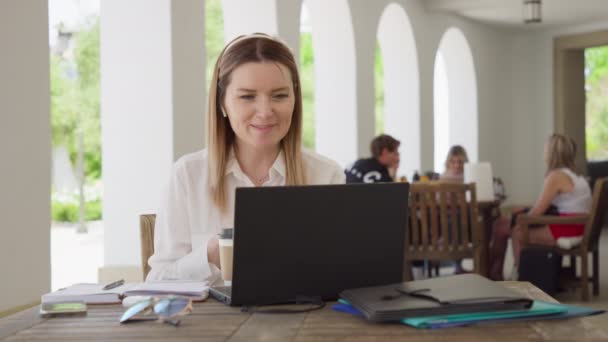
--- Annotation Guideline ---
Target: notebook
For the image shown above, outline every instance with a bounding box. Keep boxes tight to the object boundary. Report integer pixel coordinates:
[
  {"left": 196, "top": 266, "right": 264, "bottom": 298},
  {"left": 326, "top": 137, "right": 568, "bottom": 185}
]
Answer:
[
  {"left": 340, "top": 274, "right": 532, "bottom": 322},
  {"left": 42, "top": 280, "right": 209, "bottom": 304}
]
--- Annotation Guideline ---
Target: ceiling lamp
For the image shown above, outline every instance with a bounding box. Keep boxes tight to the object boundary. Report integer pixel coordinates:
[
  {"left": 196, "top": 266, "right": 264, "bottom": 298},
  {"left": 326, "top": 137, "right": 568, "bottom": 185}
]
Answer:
[{"left": 523, "top": 0, "right": 542, "bottom": 23}]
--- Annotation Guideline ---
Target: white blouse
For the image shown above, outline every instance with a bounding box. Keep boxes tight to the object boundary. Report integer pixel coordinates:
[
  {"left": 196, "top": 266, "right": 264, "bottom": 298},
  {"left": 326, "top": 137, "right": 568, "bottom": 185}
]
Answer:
[{"left": 146, "top": 148, "right": 345, "bottom": 284}]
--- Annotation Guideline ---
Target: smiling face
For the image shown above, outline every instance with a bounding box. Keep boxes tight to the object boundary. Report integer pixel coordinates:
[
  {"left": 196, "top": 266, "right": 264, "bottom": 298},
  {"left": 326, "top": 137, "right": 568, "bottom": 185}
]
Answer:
[{"left": 222, "top": 61, "right": 295, "bottom": 151}]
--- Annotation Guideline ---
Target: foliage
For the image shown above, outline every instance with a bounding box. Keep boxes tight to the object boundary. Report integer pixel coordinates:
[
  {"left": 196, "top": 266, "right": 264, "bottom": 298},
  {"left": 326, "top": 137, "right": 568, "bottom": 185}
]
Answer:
[
  {"left": 301, "top": 33, "right": 315, "bottom": 149},
  {"left": 205, "top": 0, "right": 225, "bottom": 92},
  {"left": 375, "top": 44, "right": 384, "bottom": 135},
  {"left": 50, "top": 18, "right": 101, "bottom": 181},
  {"left": 585, "top": 46, "right": 608, "bottom": 161},
  {"left": 52, "top": 199, "right": 102, "bottom": 222}
]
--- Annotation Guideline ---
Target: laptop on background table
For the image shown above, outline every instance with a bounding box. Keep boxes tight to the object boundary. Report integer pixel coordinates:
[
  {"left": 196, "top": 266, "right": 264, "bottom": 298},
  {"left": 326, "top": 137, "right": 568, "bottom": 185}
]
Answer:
[{"left": 210, "top": 183, "right": 409, "bottom": 306}]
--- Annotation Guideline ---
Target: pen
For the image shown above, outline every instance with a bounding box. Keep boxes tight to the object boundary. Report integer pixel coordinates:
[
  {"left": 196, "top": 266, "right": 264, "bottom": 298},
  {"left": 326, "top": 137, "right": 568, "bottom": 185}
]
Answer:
[{"left": 103, "top": 279, "right": 125, "bottom": 290}]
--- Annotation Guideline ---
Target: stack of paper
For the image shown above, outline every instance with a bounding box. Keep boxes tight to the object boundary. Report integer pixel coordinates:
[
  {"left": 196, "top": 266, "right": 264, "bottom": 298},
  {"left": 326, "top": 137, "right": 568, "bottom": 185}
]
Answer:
[
  {"left": 42, "top": 284, "right": 126, "bottom": 304},
  {"left": 123, "top": 280, "right": 209, "bottom": 299},
  {"left": 42, "top": 281, "right": 209, "bottom": 304}
]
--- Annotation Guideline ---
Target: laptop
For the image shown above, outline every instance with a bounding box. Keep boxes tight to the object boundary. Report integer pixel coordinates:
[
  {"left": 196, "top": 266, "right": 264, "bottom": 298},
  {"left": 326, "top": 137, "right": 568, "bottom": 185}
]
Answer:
[{"left": 210, "top": 182, "right": 409, "bottom": 306}]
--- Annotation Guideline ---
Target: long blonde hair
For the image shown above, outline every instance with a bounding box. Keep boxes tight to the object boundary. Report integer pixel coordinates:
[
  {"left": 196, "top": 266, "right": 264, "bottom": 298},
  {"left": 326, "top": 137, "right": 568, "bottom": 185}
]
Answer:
[
  {"left": 444, "top": 145, "right": 469, "bottom": 171},
  {"left": 207, "top": 33, "right": 306, "bottom": 211},
  {"left": 545, "top": 133, "right": 579, "bottom": 175}
]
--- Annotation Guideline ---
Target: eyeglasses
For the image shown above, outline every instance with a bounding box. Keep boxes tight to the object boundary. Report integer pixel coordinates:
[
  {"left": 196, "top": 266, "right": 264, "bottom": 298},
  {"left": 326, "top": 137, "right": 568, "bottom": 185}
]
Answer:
[{"left": 119, "top": 296, "right": 193, "bottom": 326}]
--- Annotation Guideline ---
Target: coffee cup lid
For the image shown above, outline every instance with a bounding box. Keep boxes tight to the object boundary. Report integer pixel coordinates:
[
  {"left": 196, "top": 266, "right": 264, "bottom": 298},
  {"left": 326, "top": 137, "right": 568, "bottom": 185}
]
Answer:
[{"left": 218, "top": 228, "right": 233, "bottom": 239}]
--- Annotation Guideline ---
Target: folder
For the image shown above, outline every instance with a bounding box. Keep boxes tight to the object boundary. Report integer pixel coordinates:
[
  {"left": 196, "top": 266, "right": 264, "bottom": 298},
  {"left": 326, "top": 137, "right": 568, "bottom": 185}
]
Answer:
[
  {"left": 339, "top": 274, "right": 532, "bottom": 322},
  {"left": 402, "top": 301, "right": 566, "bottom": 328},
  {"left": 333, "top": 300, "right": 604, "bottom": 329}
]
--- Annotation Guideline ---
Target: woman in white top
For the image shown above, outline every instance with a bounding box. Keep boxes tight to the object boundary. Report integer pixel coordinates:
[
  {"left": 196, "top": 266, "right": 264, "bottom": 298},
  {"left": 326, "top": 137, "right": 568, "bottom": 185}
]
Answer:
[
  {"left": 146, "top": 34, "right": 345, "bottom": 283},
  {"left": 510, "top": 134, "right": 592, "bottom": 268},
  {"left": 440, "top": 145, "right": 468, "bottom": 183}
]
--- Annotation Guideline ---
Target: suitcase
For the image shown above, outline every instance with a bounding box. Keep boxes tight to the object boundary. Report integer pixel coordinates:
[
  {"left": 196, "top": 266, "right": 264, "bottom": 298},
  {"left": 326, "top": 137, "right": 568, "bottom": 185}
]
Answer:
[{"left": 518, "top": 246, "right": 562, "bottom": 296}]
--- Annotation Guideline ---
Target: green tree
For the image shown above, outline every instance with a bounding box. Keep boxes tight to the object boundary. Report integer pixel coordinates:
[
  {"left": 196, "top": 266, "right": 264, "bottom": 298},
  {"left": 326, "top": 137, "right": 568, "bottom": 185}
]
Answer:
[
  {"left": 300, "top": 32, "right": 315, "bottom": 149},
  {"left": 375, "top": 44, "right": 384, "bottom": 135},
  {"left": 74, "top": 19, "right": 101, "bottom": 180},
  {"left": 50, "top": 19, "right": 101, "bottom": 181},
  {"left": 585, "top": 46, "right": 608, "bottom": 161},
  {"left": 206, "top": 0, "right": 225, "bottom": 91}
]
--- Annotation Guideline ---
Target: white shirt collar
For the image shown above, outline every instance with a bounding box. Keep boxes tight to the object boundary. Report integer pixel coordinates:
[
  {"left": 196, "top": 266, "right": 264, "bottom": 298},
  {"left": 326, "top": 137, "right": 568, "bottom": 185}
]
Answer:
[{"left": 225, "top": 147, "right": 286, "bottom": 184}]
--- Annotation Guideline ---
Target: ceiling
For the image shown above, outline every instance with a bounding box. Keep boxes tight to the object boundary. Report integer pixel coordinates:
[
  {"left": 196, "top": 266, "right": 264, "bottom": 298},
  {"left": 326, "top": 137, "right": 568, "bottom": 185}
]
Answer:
[{"left": 424, "top": 0, "right": 608, "bottom": 29}]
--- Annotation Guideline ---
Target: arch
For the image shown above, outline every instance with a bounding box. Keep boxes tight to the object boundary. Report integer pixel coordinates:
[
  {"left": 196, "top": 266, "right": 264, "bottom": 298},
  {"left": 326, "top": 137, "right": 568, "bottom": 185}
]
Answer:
[
  {"left": 433, "top": 27, "right": 478, "bottom": 172},
  {"left": 304, "top": 0, "right": 357, "bottom": 167},
  {"left": 376, "top": 3, "right": 420, "bottom": 179}
]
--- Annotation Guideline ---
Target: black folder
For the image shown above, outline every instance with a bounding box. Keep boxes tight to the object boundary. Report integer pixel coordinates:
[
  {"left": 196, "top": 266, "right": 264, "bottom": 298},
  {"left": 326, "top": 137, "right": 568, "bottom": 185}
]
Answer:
[{"left": 340, "top": 274, "right": 533, "bottom": 322}]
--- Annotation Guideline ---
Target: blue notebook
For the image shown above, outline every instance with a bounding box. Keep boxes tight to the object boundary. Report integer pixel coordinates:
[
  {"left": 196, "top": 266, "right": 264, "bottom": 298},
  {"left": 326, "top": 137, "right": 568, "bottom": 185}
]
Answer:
[{"left": 332, "top": 299, "right": 604, "bottom": 329}]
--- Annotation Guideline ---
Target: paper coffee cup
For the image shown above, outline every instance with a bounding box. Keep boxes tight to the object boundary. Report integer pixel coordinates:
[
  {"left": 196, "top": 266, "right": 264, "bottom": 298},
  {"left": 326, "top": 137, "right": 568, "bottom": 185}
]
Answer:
[{"left": 218, "top": 228, "right": 233, "bottom": 286}]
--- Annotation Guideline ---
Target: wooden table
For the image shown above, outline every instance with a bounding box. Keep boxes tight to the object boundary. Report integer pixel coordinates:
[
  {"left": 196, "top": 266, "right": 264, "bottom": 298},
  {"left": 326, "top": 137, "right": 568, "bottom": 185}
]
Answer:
[{"left": 2, "top": 282, "right": 607, "bottom": 341}]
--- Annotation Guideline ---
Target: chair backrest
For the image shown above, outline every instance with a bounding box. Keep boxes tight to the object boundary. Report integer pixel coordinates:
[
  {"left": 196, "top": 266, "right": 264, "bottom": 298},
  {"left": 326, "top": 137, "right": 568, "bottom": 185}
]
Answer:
[
  {"left": 584, "top": 177, "right": 608, "bottom": 251},
  {"left": 406, "top": 182, "right": 481, "bottom": 255},
  {"left": 140, "top": 214, "right": 156, "bottom": 279}
]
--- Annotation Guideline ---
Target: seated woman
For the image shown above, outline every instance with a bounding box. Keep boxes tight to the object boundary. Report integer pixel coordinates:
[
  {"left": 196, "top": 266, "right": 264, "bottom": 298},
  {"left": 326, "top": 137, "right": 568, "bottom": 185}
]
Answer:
[
  {"left": 437, "top": 145, "right": 469, "bottom": 275},
  {"left": 146, "top": 34, "right": 345, "bottom": 284},
  {"left": 490, "top": 133, "right": 592, "bottom": 280},
  {"left": 440, "top": 145, "right": 468, "bottom": 183}
]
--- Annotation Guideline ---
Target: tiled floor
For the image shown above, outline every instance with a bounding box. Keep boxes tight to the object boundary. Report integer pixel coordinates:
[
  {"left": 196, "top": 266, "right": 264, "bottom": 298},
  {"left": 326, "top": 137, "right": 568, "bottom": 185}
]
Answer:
[{"left": 50, "top": 222, "right": 608, "bottom": 308}]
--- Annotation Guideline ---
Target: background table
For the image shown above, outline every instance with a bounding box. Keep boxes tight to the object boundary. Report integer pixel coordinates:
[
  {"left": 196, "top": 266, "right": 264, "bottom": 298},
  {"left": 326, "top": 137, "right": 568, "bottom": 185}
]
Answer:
[{"left": 2, "top": 282, "right": 607, "bottom": 341}]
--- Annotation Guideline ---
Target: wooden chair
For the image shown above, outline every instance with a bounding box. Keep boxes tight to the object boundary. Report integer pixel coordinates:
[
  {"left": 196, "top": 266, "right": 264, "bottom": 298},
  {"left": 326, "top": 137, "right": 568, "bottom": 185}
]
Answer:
[
  {"left": 140, "top": 214, "right": 156, "bottom": 279},
  {"left": 519, "top": 177, "right": 608, "bottom": 301},
  {"left": 403, "top": 182, "right": 484, "bottom": 280}
]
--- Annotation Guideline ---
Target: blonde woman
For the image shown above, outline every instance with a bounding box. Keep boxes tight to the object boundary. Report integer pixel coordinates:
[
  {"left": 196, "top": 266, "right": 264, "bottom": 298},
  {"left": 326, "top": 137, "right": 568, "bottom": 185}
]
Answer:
[
  {"left": 440, "top": 145, "right": 468, "bottom": 183},
  {"left": 147, "top": 34, "right": 345, "bottom": 283},
  {"left": 510, "top": 134, "right": 591, "bottom": 268}
]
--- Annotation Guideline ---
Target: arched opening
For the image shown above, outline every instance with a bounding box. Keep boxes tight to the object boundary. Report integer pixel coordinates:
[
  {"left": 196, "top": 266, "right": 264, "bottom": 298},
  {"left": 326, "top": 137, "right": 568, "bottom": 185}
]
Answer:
[
  {"left": 376, "top": 3, "right": 420, "bottom": 180},
  {"left": 305, "top": 0, "right": 357, "bottom": 166},
  {"left": 433, "top": 27, "right": 478, "bottom": 172}
]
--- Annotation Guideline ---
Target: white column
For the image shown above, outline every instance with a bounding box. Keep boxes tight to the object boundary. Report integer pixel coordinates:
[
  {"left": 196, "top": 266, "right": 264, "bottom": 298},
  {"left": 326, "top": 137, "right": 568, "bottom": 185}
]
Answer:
[
  {"left": 0, "top": 1, "right": 51, "bottom": 312},
  {"left": 307, "top": 0, "right": 357, "bottom": 167},
  {"left": 276, "top": 0, "right": 303, "bottom": 63},
  {"left": 100, "top": 0, "right": 205, "bottom": 281},
  {"left": 171, "top": 0, "right": 207, "bottom": 158},
  {"left": 222, "top": 0, "right": 279, "bottom": 42}
]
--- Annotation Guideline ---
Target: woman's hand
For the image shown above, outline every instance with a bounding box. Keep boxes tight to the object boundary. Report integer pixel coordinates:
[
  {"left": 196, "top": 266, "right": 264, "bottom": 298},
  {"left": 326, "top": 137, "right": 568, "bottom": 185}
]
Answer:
[{"left": 207, "top": 237, "right": 221, "bottom": 268}]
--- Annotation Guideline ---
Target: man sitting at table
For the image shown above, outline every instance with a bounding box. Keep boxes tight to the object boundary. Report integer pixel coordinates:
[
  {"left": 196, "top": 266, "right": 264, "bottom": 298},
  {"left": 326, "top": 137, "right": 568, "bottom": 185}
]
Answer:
[{"left": 345, "top": 134, "right": 400, "bottom": 183}]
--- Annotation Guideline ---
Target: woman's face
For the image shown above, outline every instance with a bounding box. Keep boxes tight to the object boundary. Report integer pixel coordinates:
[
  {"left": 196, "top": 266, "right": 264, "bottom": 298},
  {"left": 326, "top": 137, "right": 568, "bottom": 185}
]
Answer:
[
  {"left": 223, "top": 61, "right": 295, "bottom": 151},
  {"left": 447, "top": 155, "right": 466, "bottom": 175}
]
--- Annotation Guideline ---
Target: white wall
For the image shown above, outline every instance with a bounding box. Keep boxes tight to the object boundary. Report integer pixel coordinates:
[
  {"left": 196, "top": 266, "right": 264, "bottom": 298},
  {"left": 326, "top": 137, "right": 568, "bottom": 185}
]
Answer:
[
  {"left": 346, "top": 0, "right": 516, "bottom": 195},
  {"left": 0, "top": 1, "right": 51, "bottom": 312}
]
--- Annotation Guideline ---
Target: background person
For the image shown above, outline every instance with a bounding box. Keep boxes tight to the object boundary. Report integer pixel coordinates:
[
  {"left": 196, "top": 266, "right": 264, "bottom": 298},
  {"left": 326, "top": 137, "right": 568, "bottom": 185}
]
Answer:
[{"left": 345, "top": 134, "right": 400, "bottom": 183}]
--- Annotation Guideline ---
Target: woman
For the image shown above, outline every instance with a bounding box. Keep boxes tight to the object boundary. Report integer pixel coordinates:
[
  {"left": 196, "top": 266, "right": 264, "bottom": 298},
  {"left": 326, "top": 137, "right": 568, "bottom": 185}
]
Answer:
[
  {"left": 438, "top": 145, "right": 469, "bottom": 274},
  {"left": 491, "top": 134, "right": 591, "bottom": 280},
  {"left": 147, "top": 33, "right": 345, "bottom": 283},
  {"left": 440, "top": 145, "right": 468, "bottom": 183}
]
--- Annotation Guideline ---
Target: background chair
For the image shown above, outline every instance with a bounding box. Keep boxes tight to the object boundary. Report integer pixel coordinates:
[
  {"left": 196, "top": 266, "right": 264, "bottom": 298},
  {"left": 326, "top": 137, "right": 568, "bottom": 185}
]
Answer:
[
  {"left": 140, "top": 214, "right": 156, "bottom": 279},
  {"left": 519, "top": 177, "right": 608, "bottom": 301},
  {"left": 403, "top": 182, "right": 484, "bottom": 280}
]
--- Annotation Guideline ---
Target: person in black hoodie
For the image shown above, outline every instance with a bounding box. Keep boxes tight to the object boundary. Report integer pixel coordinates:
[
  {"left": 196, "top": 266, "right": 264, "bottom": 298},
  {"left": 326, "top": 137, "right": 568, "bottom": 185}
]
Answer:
[{"left": 345, "top": 134, "right": 400, "bottom": 183}]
